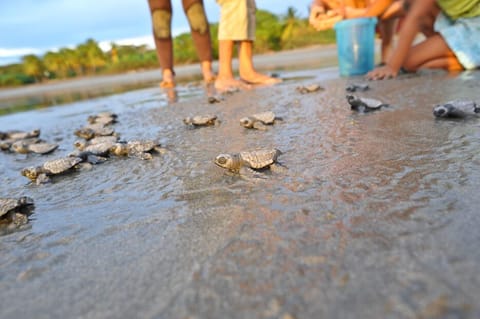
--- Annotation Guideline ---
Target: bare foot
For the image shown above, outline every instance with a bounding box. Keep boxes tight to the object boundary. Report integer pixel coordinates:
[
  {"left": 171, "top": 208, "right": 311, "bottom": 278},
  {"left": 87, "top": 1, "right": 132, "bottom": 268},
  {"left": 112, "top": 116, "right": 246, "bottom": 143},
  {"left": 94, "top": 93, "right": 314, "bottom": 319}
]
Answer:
[
  {"left": 202, "top": 70, "right": 216, "bottom": 84},
  {"left": 160, "top": 69, "right": 175, "bottom": 88},
  {"left": 240, "top": 71, "right": 282, "bottom": 85},
  {"left": 214, "top": 77, "right": 251, "bottom": 93}
]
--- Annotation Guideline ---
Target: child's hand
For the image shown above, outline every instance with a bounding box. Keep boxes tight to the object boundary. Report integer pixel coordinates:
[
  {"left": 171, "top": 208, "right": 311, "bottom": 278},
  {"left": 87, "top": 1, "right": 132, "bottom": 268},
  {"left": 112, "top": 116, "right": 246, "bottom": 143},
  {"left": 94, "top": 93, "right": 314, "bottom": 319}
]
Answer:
[
  {"left": 309, "top": 3, "right": 326, "bottom": 26},
  {"left": 309, "top": 9, "right": 343, "bottom": 31},
  {"left": 366, "top": 65, "right": 398, "bottom": 80}
]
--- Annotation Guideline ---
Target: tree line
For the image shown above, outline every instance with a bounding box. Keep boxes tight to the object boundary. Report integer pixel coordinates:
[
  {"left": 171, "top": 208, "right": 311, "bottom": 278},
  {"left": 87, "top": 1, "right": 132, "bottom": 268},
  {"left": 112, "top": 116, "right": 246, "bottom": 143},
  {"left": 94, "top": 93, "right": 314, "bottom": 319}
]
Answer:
[{"left": 0, "top": 8, "right": 335, "bottom": 87}]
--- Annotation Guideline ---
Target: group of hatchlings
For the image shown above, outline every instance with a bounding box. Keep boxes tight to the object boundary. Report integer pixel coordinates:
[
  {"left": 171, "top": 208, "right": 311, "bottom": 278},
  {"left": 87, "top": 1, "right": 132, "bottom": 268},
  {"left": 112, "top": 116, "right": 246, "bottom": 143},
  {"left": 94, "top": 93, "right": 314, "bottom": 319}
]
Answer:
[{"left": 1, "top": 82, "right": 478, "bottom": 228}]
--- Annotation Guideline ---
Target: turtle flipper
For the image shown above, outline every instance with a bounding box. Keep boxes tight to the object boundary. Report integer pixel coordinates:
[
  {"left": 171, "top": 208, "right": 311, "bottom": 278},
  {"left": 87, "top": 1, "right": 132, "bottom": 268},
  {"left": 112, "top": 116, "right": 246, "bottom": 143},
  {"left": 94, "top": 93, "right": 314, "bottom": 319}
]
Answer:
[
  {"left": 269, "top": 163, "right": 288, "bottom": 173},
  {"left": 253, "top": 122, "right": 268, "bottom": 131},
  {"left": 36, "top": 173, "right": 50, "bottom": 185},
  {"left": 239, "top": 166, "right": 268, "bottom": 180}
]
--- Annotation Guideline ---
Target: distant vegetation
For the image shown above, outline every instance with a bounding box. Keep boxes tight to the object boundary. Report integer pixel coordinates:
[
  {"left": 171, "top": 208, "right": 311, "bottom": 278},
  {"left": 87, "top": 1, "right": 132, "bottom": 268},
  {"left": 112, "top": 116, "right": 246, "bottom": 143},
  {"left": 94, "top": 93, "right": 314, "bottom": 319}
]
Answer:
[{"left": 0, "top": 8, "right": 335, "bottom": 87}]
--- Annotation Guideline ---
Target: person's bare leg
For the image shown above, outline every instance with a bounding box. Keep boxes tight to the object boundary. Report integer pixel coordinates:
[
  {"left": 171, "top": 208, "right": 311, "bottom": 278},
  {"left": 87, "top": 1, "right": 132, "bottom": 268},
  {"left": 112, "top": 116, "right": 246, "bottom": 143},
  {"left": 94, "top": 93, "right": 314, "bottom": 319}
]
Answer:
[
  {"left": 418, "top": 56, "right": 463, "bottom": 71},
  {"left": 201, "top": 60, "right": 215, "bottom": 83},
  {"left": 182, "top": 0, "right": 216, "bottom": 84},
  {"left": 403, "top": 33, "right": 463, "bottom": 72},
  {"left": 378, "top": 18, "right": 397, "bottom": 64},
  {"left": 238, "top": 40, "right": 282, "bottom": 85},
  {"left": 215, "top": 40, "right": 250, "bottom": 91}
]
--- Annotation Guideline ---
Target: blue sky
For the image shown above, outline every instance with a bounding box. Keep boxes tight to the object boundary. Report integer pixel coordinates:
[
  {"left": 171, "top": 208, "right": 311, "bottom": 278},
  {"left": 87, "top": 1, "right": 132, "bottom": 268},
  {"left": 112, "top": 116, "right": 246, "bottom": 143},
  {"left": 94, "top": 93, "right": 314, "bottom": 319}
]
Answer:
[{"left": 0, "top": 0, "right": 313, "bottom": 65}]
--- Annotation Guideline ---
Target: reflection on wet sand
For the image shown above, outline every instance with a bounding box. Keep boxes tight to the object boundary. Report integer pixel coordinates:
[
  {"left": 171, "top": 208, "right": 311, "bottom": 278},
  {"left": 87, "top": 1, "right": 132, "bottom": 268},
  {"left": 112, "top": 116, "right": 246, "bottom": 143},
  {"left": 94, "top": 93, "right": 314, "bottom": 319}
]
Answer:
[{"left": 0, "top": 69, "right": 480, "bottom": 319}]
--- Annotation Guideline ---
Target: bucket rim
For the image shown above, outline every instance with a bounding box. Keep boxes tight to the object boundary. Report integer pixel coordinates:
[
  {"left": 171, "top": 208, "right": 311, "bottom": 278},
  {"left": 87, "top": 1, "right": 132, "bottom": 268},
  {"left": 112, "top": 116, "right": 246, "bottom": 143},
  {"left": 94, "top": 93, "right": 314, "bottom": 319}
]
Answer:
[{"left": 334, "top": 17, "right": 378, "bottom": 29}]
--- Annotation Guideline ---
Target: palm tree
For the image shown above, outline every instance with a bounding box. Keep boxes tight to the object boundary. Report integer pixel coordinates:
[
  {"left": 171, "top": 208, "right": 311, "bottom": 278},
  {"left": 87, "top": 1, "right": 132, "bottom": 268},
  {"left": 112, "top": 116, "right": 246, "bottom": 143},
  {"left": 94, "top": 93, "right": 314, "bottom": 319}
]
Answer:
[
  {"left": 77, "top": 39, "right": 107, "bottom": 74},
  {"left": 281, "top": 7, "right": 305, "bottom": 48},
  {"left": 43, "top": 51, "right": 64, "bottom": 78},
  {"left": 22, "top": 54, "right": 44, "bottom": 82}
]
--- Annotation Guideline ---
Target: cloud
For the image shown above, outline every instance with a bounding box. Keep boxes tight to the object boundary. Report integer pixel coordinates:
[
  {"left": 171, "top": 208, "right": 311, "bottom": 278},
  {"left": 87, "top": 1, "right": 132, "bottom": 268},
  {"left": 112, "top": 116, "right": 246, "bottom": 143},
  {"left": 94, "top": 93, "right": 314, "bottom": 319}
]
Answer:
[{"left": 0, "top": 48, "right": 42, "bottom": 58}]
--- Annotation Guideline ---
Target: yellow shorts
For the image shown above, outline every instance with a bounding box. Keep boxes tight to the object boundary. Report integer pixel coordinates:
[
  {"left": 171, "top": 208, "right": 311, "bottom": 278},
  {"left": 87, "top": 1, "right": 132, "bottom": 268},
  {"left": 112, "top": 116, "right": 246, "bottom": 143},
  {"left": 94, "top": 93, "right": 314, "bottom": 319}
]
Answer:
[{"left": 217, "top": 0, "right": 256, "bottom": 40}]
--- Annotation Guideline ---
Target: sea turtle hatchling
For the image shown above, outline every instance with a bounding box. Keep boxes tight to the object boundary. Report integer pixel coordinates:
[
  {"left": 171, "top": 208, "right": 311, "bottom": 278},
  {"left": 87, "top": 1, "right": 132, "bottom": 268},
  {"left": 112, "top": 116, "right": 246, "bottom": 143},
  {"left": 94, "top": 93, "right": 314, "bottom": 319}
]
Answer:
[
  {"left": 87, "top": 112, "right": 118, "bottom": 125},
  {"left": 0, "top": 137, "right": 43, "bottom": 152},
  {"left": 74, "top": 124, "right": 116, "bottom": 140},
  {"left": 73, "top": 140, "right": 117, "bottom": 156},
  {"left": 214, "top": 148, "right": 283, "bottom": 177},
  {"left": 0, "top": 129, "right": 41, "bottom": 141},
  {"left": 346, "top": 94, "right": 389, "bottom": 112},
  {"left": 21, "top": 156, "right": 83, "bottom": 184},
  {"left": 240, "top": 111, "right": 282, "bottom": 130},
  {"left": 346, "top": 83, "right": 370, "bottom": 92},
  {"left": 433, "top": 100, "right": 479, "bottom": 118},
  {"left": 0, "top": 196, "right": 34, "bottom": 227},
  {"left": 73, "top": 136, "right": 119, "bottom": 149},
  {"left": 109, "top": 140, "right": 166, "bottom": 160},
  {"left": 296, "top": 84, "right": 324, "bottom": 94},
  {"left": 208, "top": 95, "right": 223, "bottom": 104},
  {"left": 183, "top": 115, "right": 218, "bottom": 127},
  {"left": 11, "top": 141, "right": 58, "bottom": 155}
]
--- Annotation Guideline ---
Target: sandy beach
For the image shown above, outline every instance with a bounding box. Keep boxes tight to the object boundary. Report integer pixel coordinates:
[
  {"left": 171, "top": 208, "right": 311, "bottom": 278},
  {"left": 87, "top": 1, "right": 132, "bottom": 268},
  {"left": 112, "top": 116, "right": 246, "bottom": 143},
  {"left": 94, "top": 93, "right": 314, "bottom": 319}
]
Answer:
[{"left": 1, "top": 44, "right": 480, "bottom": 319}]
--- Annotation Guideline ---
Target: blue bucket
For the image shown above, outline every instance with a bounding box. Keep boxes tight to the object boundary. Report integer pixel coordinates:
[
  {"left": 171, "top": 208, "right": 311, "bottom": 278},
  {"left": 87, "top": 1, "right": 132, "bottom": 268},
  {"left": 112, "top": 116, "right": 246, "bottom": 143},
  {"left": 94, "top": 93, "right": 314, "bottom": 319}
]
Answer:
[{"left": 334, "top": 17, "right": 377, "bottom": 76}]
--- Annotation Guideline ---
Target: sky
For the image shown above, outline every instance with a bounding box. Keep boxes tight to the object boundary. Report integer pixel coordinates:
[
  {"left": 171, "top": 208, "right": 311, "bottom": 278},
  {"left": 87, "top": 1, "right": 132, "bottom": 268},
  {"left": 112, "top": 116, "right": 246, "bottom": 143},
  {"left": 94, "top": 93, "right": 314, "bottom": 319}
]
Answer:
[{"left": 0, "top": 0, "right": 313, "bottom": 66}]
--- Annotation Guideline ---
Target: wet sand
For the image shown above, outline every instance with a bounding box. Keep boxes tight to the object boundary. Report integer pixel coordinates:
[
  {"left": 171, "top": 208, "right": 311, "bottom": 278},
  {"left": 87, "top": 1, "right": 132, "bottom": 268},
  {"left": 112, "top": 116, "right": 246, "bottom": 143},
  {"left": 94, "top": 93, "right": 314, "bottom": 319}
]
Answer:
[{"left": 1, "top": 53, "right": 480, "bottom": 319}]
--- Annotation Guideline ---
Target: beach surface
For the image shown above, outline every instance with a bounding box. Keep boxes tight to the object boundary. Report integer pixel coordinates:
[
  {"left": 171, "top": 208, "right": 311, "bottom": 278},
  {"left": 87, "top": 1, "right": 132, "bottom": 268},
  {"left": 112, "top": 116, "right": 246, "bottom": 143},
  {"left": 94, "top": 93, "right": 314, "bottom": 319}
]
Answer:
[{"left": 1, "top": 46, "right": 480, "bottom": 319}]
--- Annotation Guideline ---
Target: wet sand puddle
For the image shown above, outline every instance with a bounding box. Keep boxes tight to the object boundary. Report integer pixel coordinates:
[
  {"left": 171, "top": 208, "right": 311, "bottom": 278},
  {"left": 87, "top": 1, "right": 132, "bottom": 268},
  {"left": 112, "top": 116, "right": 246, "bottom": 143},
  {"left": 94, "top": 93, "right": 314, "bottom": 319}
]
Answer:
[{"left": 1, "top": 69, "right": 480, "bottom": 319}]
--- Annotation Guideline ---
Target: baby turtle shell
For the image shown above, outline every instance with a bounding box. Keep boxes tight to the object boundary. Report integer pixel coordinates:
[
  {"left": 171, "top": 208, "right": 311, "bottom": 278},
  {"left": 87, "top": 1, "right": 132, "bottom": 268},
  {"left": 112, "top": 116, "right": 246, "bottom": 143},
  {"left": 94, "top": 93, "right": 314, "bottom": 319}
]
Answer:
[
  {"left": 208, "top": 95, "right": 223, "bottom": 104},
  {"left": 184, "top": 115, "right": 218, "bottom": 127},
  {"left": 88, "top": 112, "right": 118, "bottom": 125},
  {"left": 296, "top": 84, "right": 324, "bottom": 94},
  {"left": 0, "top": 196, "right": 34, "bottom": 227},
  {"left": 433, "top": 100, "right": 479, "bottom": 118},
  {"left": 110, "top": 140, "right": 164, "bottom": 160},
  {"left": 21, "top": 156, "right": 83, "bottom": 184},
  {"left": 0, "top": 129, "right": 41, "bottom": 141},
  {"left": 1, "top": 137, "right": 43, "bottom": 152},
  {"left": 214, "top": 148, "right": 282, "bottom": 172},
  {"left": 12, "top": 141, "right": 58, "bottom": 155},
  {"left": 74, "top": 136, "right": 119, "bottom": 150},
  {"left": 240, "top": 111, "right": 281, "bottom": 130},
  {"left": 74, "top": 141, "right": 116, "bottom": 156},
  {"left": 346, "top": 83, "right": 370, "bottom": 92},
  {"left": 74, "top": 124, "right": 116, "bottom": 140},
  {"left": 346, "top": 94, "right": 389, "bottom": 112}
]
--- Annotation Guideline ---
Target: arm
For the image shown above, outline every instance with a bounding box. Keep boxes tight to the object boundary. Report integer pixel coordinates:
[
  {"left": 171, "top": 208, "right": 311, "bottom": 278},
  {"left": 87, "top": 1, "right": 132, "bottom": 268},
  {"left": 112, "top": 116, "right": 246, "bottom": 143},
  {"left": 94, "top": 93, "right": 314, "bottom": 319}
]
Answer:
[
  {"left": 366, "top": 0, "right": 436, "bottom": 79},
  {"left": 365, "top": 0, "right": 394, "bottom": 17},
  {"left": 309, "top": 0, "right": 344, "bottom": 30},
  {"left": 343, "top": 0, "right": 393, "bottom": 19}
]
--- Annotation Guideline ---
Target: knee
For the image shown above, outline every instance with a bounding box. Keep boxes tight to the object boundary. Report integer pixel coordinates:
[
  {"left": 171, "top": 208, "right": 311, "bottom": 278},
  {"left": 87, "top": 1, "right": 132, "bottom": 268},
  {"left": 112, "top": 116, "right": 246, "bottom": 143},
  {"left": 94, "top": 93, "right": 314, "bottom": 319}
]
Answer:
[
  {"left": 151, "top": 9, "right": 172, "bottom": 39},
  {"left": 403, "top": 56, "right": 419, "bottom": 72},
  {"left": 185, "top": 2, "right": 208, "bottom": 34}
]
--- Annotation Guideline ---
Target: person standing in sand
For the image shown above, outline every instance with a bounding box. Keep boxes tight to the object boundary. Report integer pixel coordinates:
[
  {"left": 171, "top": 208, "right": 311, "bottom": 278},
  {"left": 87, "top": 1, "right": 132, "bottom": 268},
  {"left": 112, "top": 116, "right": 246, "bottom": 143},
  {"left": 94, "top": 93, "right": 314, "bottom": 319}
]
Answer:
[
  {"left": 147, "top": 0, "right": 215, "bottom": 88},
  {"left": 214, "top": 0, "right": 282, "bottom": 92},
  {"left": 366, "top": 0, "right": 480, "bottom": 80}
]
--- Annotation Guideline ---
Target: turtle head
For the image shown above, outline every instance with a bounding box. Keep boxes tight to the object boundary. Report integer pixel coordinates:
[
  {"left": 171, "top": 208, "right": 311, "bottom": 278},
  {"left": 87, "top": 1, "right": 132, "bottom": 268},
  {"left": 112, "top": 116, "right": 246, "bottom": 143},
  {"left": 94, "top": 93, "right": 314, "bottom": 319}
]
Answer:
[
  {"left": 214, "top": 154, "right": 234, "bottom": 169},
  {"left": 30, "top": 129, "right": 41, "bottom": 137},
  {"left": 239, "top": 117, "right": 254, "bottom": 128},
  {"left": 21, "top": 167, "right": 40, "bottom": 181},
  {"left": 109, "top": 143, "right": 128, "bottom": 156},
  {"left": 346, "top": 94, "right": 355, "bottom": 103},
  {"left": 433, "top": 103, "right": 454, "bottom": 118},
  {"left": 183, "top": 117, "right": 192, "bottom": 125},
  {"left": 11, "top": 142, "right": 28, "bottom": 154},
  {"left": 74, "top": 140, "right": 87, "bottom": 150}
]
